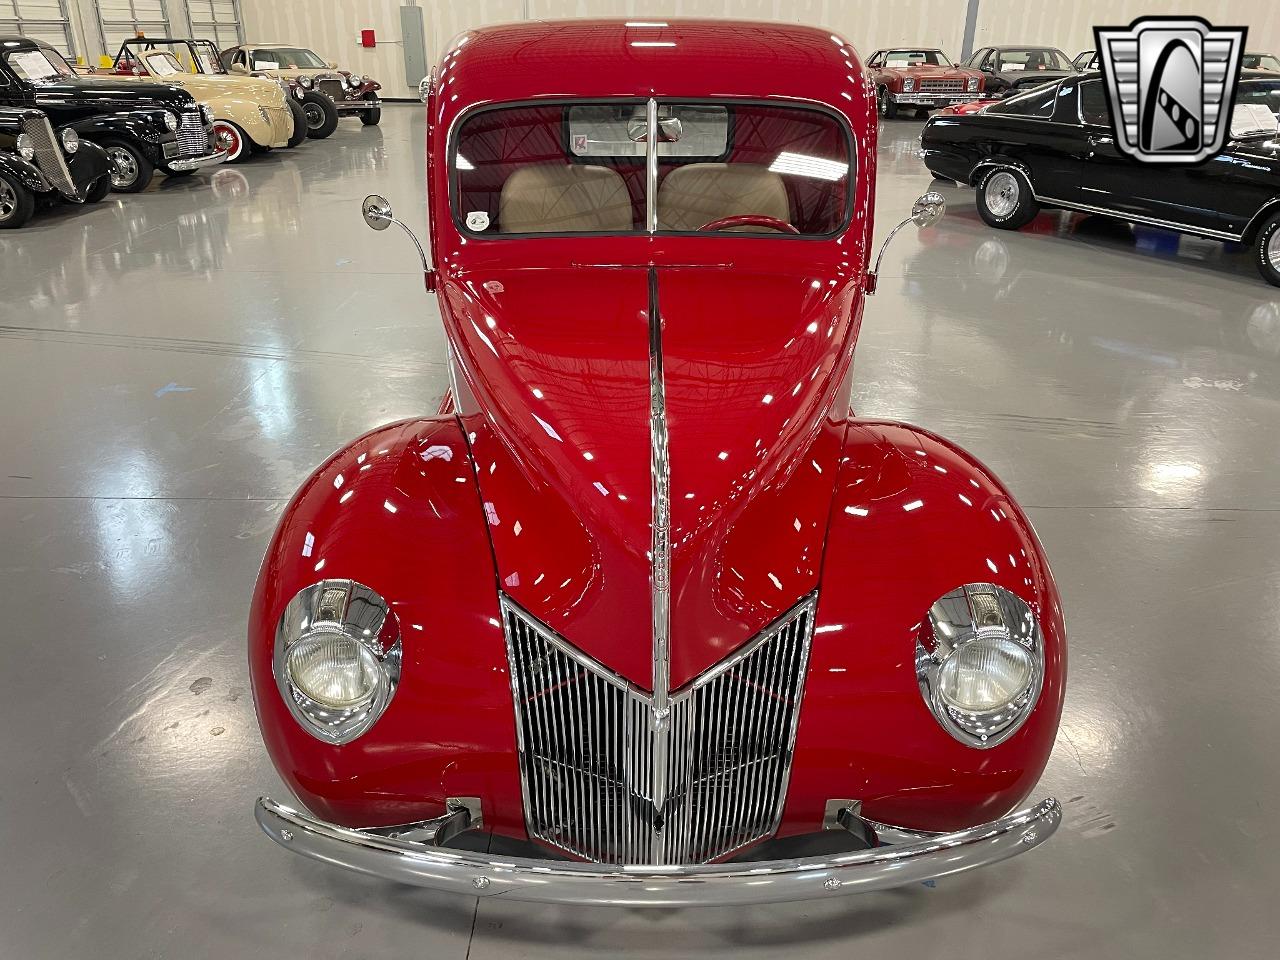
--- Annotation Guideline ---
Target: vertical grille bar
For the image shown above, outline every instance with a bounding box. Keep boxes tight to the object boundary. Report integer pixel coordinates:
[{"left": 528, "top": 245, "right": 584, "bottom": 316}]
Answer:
[
  {"left": 503, "top": 595, "right": 814, "bottom": 865},
  {"left": 21, "top": 116, "right": 76, "bottom": 198}
]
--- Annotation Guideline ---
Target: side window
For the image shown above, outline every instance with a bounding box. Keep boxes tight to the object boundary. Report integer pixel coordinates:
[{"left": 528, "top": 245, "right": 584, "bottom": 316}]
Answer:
[
  {"left": 988, "top": 80, "right": 1062, "bottom": 119},
  {"left": 867, "top": 52, "right": 882, "bottom": 68},
  {"left": 1079, "top": 80, "right": 1111, "bottom": 126}
]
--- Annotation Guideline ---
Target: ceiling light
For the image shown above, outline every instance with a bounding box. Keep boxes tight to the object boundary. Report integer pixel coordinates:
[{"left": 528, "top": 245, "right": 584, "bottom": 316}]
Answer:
[{"left": 769, "top": 151, "right": 848, "bottom": 181}]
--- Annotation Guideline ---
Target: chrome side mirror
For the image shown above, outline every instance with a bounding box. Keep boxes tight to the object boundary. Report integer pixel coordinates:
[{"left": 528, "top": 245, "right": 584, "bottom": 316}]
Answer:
[
  {"left": 865, "top": 191, "right": 947, "bottom": 295},
  {"left": 362, "top": 195, "right": 435, "bottom": 290}
]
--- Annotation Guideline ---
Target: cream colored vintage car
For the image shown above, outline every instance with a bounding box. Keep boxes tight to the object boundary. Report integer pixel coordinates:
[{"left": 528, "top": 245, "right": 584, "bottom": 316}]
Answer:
[{"left": 109, "top": 41, "right": 300, "bottom": 163}]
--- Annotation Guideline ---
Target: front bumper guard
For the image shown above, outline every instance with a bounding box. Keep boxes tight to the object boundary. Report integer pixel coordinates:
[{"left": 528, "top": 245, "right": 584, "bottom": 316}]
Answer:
[
  {"left": 893, "top": 92, "right": 982, "bottom": 106},
  {"left": 165, "top": 150, "right": 228, "bottom": 172},
  {"left": 256, "top": 795, "right": 1061, "bottom": 906},
  {"left": 332, "top": 97, "right": 380, "bottom": 112}
]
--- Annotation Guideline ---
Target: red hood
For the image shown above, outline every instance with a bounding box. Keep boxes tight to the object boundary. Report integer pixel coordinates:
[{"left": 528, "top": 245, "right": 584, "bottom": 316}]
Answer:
[{"left": 441, "top": 264, "right": 860, "bottom": 688}]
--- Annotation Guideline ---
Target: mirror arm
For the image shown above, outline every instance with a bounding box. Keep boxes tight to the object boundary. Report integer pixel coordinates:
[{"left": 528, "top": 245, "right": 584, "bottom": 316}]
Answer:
[
  {"left": 368, "top": 210, "right": 436, "bottom": 291},
  {"left": 865, "top": 216, "right": 914, "bottom": 295}
]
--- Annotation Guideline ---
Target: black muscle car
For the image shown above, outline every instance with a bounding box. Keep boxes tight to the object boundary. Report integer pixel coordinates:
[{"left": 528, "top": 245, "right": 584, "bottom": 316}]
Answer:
[
  {"left": 0, "top": 106, "right": 111, "bottom": 227},
  {"left": 960, "top": 45, "right": 1078, "bottom": 97},
  {"left": 0, "top": 36, "right": 225, "bottom": 192},
  {"left": 920, "top": 72, "right": 1280, "bottom": 286}
]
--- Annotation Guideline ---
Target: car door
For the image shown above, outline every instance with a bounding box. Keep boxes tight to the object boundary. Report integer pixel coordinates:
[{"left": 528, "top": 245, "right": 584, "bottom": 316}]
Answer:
[{"left": 1064, "top": 77, "right": 1255, "bottom": 236}]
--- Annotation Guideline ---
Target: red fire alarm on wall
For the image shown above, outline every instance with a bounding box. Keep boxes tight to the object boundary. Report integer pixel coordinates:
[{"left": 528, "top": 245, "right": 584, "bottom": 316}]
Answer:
[{"left": 360, "top": 29, "right": 376, "bottom": 48}]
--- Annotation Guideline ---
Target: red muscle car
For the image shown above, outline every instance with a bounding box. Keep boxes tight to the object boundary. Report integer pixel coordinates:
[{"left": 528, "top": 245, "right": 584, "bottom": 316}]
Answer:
[
  {"left": 867, "top": 47, "right": 985, "bottom": 118},
  {"left": 249, "top": 19, "right": 1066, "bottom": 906}
]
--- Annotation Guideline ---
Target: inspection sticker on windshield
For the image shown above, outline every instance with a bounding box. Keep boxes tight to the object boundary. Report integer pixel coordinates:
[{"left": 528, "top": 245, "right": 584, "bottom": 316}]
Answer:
[{"left": 466, "top": 211, "right": 490, "bottom": 231}]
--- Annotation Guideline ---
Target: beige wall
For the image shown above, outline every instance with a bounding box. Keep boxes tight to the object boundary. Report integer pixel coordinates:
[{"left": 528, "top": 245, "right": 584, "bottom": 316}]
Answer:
[
  {"left": 973, "top": 0, "right": 1280, "bottom": 59},
  {"left": 51, "top": 1, "right": 1248, "bottom": 97}
]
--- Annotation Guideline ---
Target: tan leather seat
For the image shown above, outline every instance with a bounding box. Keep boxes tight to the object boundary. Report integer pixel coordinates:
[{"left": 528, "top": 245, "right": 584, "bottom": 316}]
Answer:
[
  {"left": 499, "top": 164, "right": 633, "bottom": 233},
  {"left": 657, "top": 163, "right": 791, "bottom": 232}
]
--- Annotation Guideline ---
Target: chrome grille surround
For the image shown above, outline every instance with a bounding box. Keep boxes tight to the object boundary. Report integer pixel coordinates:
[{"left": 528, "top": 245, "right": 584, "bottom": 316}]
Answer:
[
  {"left": 504, "top": 593, "right": 815, "bottom": 865},
  {"left": 21, "top": 116, "right": 76, "bottom": 199},
  {"left": 176, "top": 111, "right": 210, "bottom": 156},
  {"left": 316, "top": 78, "right": 346, "bottom": 101},
  {"left": 921, "top": 78, "right": 965, "bottom": 92}
]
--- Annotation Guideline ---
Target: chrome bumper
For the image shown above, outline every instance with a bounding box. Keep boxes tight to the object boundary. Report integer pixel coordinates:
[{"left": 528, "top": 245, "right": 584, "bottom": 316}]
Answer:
[
  {"left": 893, "top": 93, "right": 981, "bottom": 105},
  {"left": 165, "top": 150, "right": 228, "bottom": 172},
  {"left": 334, "top": 97, "right": 379, "bottom": 112},
  {"left": 255, "top": 795, "right": 1061, "bottom": 906}
]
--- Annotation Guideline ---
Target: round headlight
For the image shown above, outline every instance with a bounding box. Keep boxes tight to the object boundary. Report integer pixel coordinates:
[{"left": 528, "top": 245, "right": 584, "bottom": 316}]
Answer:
[
  {"left": 163, "top": 111, "right": 179, "bottom": 131},
  {"left": 15, "top": 132, "right": 34, "bottom": 161},
  {"left": 199, "top": 102, "right": 214, "bottom": 125},
  {"left": 59, "top": 127, "right": 80, "bottom": 153},
  {"left": 293, "top": 85, "right": 304, "bottom": 100},
  {"left": 346, "top": 74, "right": 361, "bottom": 89},
  {"left": 287, "top": 630, "right": 382, "bottom": 709},
  {"left": 274, "top": 579, "right": 401, "bottom": 744},
  {"left": 298, "top": 75, "right": 313, "bottom": 89},
  {"left": 916, "top": 583, "right": 1043, "bottom": 748}
]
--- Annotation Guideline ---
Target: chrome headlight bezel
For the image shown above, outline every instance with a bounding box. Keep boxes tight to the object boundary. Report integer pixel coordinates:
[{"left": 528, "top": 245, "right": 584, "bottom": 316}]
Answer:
[
  {"left": 15, "top": 132, "right": 34, "bottom": 161},
  {"left": 60, "top": 127, "right": 80, "bottom": 153},
  {"left": 298, "top": 75, "right": 314, "bottom": 89},
  {"left": 199, "top": 102, "right": 214, "bottom": 126},
  {"left": 346, "top": 73, "right": 362, "bottom": 89},
  {"left": 274, "top": 579, "right": 402, "bottom": 745},
  {"left": 903, "top": 76, "right": 916, "bottom": 93},
  {"left": 968, "top": 76, "right": 980, "bottom": 92},
  {"left": 163, "top": 111, "right": 180, "bottom": 131},
  {"left": 915, "top": 583, "right": 1043, "bottom": 748}
]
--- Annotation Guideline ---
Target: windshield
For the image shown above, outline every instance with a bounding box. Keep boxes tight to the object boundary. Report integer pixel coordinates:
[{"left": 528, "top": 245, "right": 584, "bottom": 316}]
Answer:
[
  {"left": 996, "top": 48, "right": 1070, "bottom": 72},
  {"left": 1233, "top": 80, "right": 1280, "bottom": 137},
  {"left": 142, "top": 52, "right": 184, "bottom": 77},
  {"left": 452, "top": 100, "right": 852, "bottom": 238},
  {"left": 1244, "top": 53, "right": 1280, "bottom": 72},
  {"left": 4, "top": 46, "right": 74, "bottom": 83},
  {"left": 884, "top": 50, "right": 952, "bottom": 67},
  {"left": 252, "top": 47, "right": 326, "bottom": 69}
]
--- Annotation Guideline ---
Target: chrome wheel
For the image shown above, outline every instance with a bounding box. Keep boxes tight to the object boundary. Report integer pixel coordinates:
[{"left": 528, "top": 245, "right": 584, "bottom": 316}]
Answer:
[
  {"left": 1267, "top": 227, "right": 1280, "bottom": 271},
  {"left": 107, "top": 146, "right": 139, "bottom": 189},
  {"left": 212, "top": 122, "right": 243, "bottom": 161},
  {"left": 985, "top": 171, "right": 1020, "bottom": 219},
  {"left": 303, "top": 102, "right": 325, "bottom": 130},
  {"left": 0, "top": 179, "right": 15, "bottom": 222}
]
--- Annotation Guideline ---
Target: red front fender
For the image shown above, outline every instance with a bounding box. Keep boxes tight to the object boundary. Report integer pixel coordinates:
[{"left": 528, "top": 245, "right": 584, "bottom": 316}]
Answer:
[
  {"left": 248, "top": 417, "right": 525, "bottom": 830},
  {"left": 782, "top": 419, "right": 1066, "bottom": 835}
]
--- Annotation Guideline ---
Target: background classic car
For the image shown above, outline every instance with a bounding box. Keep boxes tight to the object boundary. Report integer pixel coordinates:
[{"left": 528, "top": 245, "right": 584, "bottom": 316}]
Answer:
[
  {"left": 247, "top": 19, "right": 1066, "bottom": 905},
  {"left": 109, "top": 38, "right": 303, "bottom": 161},
  {"left": 219, "top": 43, "right": 381, "bottom": 138},
  {"left": 920, "top": 71, "right": 1280, "bottom": 286},
  {"left": 0, "top": 36, "right": 224, "bottom": 192},
  {"left": 0, "top": 106, "right": 110, "bottom": 227},
  {"left": 961, "top": 45, "right": 1079, "bottom": 96},
  {"left": 866, "top": 48, "right": 983, "bottom": 118}
]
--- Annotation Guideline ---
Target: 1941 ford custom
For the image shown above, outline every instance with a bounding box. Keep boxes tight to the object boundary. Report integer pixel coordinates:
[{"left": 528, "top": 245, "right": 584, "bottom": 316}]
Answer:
[{"left": 250, "top": 19, "right": 1066, "bottom": 907}]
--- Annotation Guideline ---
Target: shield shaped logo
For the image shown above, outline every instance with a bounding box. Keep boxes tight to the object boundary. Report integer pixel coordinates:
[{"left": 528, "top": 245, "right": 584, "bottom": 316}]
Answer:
[{"left": 1094, "top": 17, "right": 1247, "bottom": 164}]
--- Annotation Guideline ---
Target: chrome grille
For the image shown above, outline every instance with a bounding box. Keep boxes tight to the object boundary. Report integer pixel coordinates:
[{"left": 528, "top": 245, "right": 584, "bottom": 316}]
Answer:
[
  {"left": 21, "top": 116, "right": 76, "bottom": 199},
  {"left": 176, "top": 112, "right": 209, "bottom": 157},
  {"left": 504, "top": 595, "right": 814, "bottom": 865},
  {"left": 921, "top": 78, "right": 965, "bottom": 92},
  {"left": 316, "top": 79, "right": 346, "bottom": 101}
]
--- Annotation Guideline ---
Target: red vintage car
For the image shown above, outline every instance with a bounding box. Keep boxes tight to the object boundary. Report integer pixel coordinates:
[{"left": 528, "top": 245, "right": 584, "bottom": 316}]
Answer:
[
  {"left": 250, "top": 19, "right": 1066, "bottom": 906},
  {"left": 867, "top": 47, "right": 985, "bottom": 118}
]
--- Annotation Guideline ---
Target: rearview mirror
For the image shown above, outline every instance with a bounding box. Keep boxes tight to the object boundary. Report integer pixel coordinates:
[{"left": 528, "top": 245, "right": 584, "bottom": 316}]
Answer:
[
  {"left": 361, "top": 195, "right": 435, "bottom": 290},
  {"left": 911, "top": 191, "right": 946, "bottom": 227},
  {"left": 627, "top": 114, "right": 683, "bottom": 143},
  {"left": 865, "top": 192, "right": 948, "bottom": 295},
  {"left": 362, "top": 194, "right": 393, "bottom": 231}
]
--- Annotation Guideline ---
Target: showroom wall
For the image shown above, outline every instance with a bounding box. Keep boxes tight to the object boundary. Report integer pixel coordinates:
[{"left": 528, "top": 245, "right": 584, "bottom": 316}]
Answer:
[
  {"left": 32, "top": 1, "right": 1280, "bottom": 97},
  {"left": 237, "top": 0, "right": 1280, "bottom": 99}
]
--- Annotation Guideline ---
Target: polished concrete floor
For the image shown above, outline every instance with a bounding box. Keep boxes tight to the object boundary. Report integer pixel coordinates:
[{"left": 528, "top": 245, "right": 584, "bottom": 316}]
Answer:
[{"left": 2, "top": 104, "right": 1278, "bottom": 957}]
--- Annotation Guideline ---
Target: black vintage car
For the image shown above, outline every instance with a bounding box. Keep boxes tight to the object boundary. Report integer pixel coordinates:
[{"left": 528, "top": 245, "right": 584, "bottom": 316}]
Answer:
[
  {"left": 0, "top": 36, "right": 225, "bottom": 192},
  {"left": 960, "top": 46, "right": 1078, "bottom": 97},
  {"left": 0, "top": 106, "right": 111, "bottom": 227},
  {"left": 920, "top": 72, "right": 1280, "bottom": 286}
]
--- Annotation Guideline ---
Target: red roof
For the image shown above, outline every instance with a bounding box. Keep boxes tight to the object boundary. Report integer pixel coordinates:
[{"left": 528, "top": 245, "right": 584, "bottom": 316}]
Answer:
[{"left": 436, "top": 19, "right": 866, "bottom": 114}]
